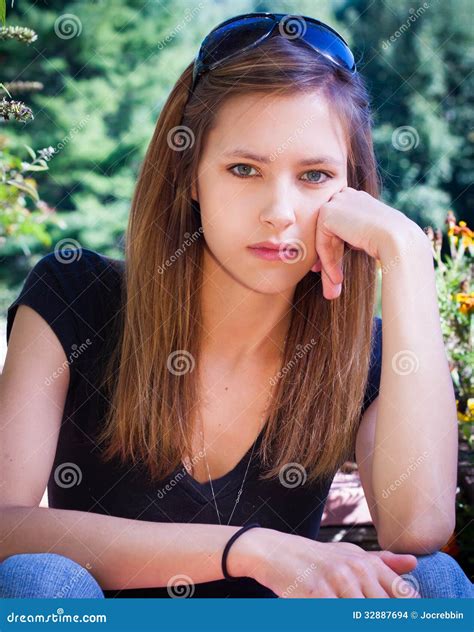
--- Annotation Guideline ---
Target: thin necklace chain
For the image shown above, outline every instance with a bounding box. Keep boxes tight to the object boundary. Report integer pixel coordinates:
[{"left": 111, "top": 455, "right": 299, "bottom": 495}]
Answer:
[
  {"left": 199, "top": 386, "right": 272, "bottom": 526},
  {"left": 198, "top": 335, "right": 287, "bottom": 526}
]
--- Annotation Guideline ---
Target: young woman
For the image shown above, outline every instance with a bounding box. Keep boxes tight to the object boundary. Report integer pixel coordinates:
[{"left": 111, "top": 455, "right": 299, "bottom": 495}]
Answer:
[{"left": 1, "top": 12, "right": 472, "bottom": 599}]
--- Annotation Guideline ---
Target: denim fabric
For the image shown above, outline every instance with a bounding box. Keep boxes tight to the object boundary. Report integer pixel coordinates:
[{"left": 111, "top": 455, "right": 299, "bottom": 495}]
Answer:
[
  {"left": 0, "top": 550, "right": 472, "bottom": 598},
  {"left": 404, "top": 551, "right": 473, "bottom": 598},
  {"left": 0, "top": 553, "right": 104, "bottom": 598}
]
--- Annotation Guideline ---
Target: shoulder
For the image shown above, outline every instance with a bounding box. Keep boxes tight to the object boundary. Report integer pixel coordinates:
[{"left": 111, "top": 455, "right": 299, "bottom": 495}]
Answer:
[
  {"left": 6, "top": 247, "right": 125, "bottom": 369},
  {"left": 22, "top": 246, "right": 124, "bottom": 287}
]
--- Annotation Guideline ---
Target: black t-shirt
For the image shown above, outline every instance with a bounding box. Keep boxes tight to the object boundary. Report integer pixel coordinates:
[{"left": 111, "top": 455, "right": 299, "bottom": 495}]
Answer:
[{"left": 6, "top": 248, "right": 382, "bottom": 598}]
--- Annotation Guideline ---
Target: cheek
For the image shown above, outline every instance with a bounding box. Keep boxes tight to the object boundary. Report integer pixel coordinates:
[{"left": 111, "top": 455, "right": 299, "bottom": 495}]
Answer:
[
  {"left": 300, "top": 212, "right": 318, "bottom": 245},
  {"left": 200, "top": 210, "right": 244, "bottom": 260}
]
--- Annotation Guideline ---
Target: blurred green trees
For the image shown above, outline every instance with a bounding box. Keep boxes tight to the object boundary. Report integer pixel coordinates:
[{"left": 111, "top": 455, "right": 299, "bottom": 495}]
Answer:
[
  {"left": 0, "top": 0, "right": 472, "bottom": 288},
  {"left": 336, "top": 0, "right": 473, "bottom": 229}
]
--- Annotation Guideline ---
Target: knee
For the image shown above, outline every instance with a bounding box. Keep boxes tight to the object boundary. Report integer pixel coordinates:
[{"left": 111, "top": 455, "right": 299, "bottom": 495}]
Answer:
[
  {"left": 415, "top": 550, "right": 463, "bottom": 575},
  {"left": 408, "top": 551, "right": 474, "bottom": 598},
  {"left": 0, "top": 553, "right": 104, "bottom": 599}
]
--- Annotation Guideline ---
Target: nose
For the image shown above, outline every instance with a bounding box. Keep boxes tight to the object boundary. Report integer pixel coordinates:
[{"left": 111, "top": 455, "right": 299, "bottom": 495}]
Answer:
[{"left": 259, "top": 186, "right": 297, "bottom": 230}]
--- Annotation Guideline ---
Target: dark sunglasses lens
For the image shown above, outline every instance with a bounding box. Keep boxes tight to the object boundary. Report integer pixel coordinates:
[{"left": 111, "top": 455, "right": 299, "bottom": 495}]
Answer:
[
  {"left": 200, "top": 17, "right": 273, "bottom": 68},
  {"left": 302, "top": 22, "right": 355, "bottom": 70}
]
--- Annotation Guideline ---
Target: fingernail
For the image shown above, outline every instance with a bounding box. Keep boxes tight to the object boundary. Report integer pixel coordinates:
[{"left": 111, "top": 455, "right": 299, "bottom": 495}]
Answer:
[{"left": 335, "top": 283, "right": 342, "bottom": 295}]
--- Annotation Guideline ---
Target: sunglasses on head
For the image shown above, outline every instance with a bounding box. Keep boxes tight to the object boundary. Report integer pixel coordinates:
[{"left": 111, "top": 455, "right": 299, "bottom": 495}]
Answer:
[{"left": 191, "top": 12, "right": 357, "bottom": 94}]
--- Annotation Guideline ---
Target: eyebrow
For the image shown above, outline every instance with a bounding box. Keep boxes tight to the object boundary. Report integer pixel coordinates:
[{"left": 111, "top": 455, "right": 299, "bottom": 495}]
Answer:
[{"left": 222, "top": 148, "right": 345, "bottom": 167}]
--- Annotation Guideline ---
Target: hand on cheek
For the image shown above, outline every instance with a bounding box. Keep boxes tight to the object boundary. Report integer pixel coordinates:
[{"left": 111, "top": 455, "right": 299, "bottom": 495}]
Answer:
[
  {"left": 311, "top": 249, "right": 344, "bottom": 299},
  {"left": 310, "top": 183, "right": 346, "bottom": 300}
]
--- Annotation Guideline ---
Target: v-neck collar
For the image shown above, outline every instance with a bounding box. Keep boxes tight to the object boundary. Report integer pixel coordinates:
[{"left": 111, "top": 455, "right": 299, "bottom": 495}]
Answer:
[{"left": 177, "top": 427, "right": 265, "bottom": 505}]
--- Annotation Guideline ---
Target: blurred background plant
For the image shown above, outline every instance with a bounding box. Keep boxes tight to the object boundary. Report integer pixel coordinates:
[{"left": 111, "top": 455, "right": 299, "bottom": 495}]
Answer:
[
  {"left": 0, "top": 0, "right": 472, "bottom": 264},
  {"left": 0, "top": 133, "right": 65, "bottom": 251},
  {"left": 425, "top": 211, "right": 474, "bottom": 446},
  {"left": 425, "top": 211, "right": 474, "bottom": 574},
  {"left": 0, "top": 10, "right": 63, "bottom": 264}
]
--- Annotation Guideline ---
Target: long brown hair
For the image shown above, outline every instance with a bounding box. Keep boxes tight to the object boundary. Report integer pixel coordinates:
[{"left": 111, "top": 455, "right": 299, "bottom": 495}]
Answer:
[{"left": 96, "top": 34, "right": 381, "bottom": 486}]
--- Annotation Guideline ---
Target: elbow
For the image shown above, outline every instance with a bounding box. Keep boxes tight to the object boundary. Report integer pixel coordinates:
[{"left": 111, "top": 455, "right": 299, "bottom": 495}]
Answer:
[{"left": 377, "top": 515, "right": 455, "bottom": 555}]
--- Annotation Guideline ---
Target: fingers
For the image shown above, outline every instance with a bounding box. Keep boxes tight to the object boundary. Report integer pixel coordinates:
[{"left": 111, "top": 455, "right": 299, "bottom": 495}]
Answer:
[
  {"left": 338, "top": 585, "right": 366, "bottom": 598},
  {"left": 318, "top": 236, "right": 344, "bottom": 284},
  {"left": 376, "top": 562, "right": 421, "bottom": 599},
  {"left": 338, "top": 561, "right": 390, "bottom": 599},
  {"left": 344, "top": 553, "right": 420, "bottom": 599},
  {"left": 314, "top": 230, "right": 345, "bottom": 299},
  {"left": 368, "top": 551, "right": 418, "bottom": 574},
  {"left": 311, "top": 580, "right": 338, "bottom": 598},
  {"left": 360, "top": 579, "right": 391, "bottom": 598}
]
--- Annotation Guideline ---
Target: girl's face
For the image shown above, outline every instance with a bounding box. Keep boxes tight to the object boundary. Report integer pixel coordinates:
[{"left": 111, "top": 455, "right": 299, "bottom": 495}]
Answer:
[{"left": 192, "top": 91, "right": 348, "bottom": 294}]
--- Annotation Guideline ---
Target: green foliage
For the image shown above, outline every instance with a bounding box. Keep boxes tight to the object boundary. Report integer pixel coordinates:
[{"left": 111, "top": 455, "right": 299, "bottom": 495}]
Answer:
[
  {"left": 426, "top": 211, "right": 474, "bottom": 444},
  {"left": 0, "top": 130, "right": 63, "bottom": 251},
  {"left": 0, "top": 0, "right": 472, "bottom": 280},
  {"left": 337, "top": 0, "right": 473, "bottom": 228},
  {"left": 423, "top": 211, "right": 473, "bottom": 573},
  {"left": 0, "top": 0, "right": 238, "bottom": 264}
]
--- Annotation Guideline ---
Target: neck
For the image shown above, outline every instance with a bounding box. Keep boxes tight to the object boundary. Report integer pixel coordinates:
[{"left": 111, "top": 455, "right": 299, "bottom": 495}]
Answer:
[{"left": 199, "top": 246, "right": 294, "bottom": 366}]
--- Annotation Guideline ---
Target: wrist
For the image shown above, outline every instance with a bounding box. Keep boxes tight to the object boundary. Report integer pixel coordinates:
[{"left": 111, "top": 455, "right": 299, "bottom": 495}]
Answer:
[
  {"left": 225, "top": 526, "right": 270, "bottom": 580},
  {"left": 377, "top": 216, "right": 430, "bottom": 266}
]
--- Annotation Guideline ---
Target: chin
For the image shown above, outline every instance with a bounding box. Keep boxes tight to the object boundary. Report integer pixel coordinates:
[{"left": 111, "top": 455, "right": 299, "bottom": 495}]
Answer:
[{"left": 237, "top": 268, "right": 303, "bottom": 294}]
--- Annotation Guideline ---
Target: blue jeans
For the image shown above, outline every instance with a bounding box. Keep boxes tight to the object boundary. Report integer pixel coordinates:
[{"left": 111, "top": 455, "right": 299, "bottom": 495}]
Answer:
[{"left": 0, "top": 551, "right": 472, "bottom": 598}]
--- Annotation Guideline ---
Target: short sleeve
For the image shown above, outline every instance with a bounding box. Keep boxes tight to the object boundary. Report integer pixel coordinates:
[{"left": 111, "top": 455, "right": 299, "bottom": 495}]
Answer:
[
  {"left": 6, "top": 251, "right": 83, "bottom": 367},
  {"left": 360, "top": 316, "right": 382, "bottom": 417}
]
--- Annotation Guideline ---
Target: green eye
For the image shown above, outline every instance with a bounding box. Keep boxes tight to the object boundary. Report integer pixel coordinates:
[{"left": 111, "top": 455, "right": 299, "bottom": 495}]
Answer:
[
  {"left": 301, "top": 170, "right": 331, "bottom": 184},
  {"left": 228, "top": 164, "right": 333, "bottom": 184},
  {"left": 229, "top": 164, "right": 258, "bottom": 178}
]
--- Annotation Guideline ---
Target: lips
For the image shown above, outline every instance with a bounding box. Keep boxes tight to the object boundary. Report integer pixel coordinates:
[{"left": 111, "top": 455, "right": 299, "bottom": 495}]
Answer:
[
  {"left": 247, "top": 245, "right": 300, "bottom": 262},
  {"left": 250, "top": 246, "right": 298, "bottom": 252},
  {"left": 249, "top": 241, "right": 298, "bottom": 251}
]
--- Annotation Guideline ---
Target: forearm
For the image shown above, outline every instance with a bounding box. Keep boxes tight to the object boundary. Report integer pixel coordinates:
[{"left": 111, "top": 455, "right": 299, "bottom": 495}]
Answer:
[
  {"left": 373, "top": 220, "right": 458, "bottom": 549},
  {"left": 0, "top": 506, "right": 262, "bottom": 590}
]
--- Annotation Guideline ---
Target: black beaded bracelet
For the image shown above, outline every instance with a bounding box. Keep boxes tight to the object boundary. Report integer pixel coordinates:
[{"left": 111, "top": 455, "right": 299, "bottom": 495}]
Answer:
[{"left": 221, "top": 522, "right": 262, "bottom": 581}]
